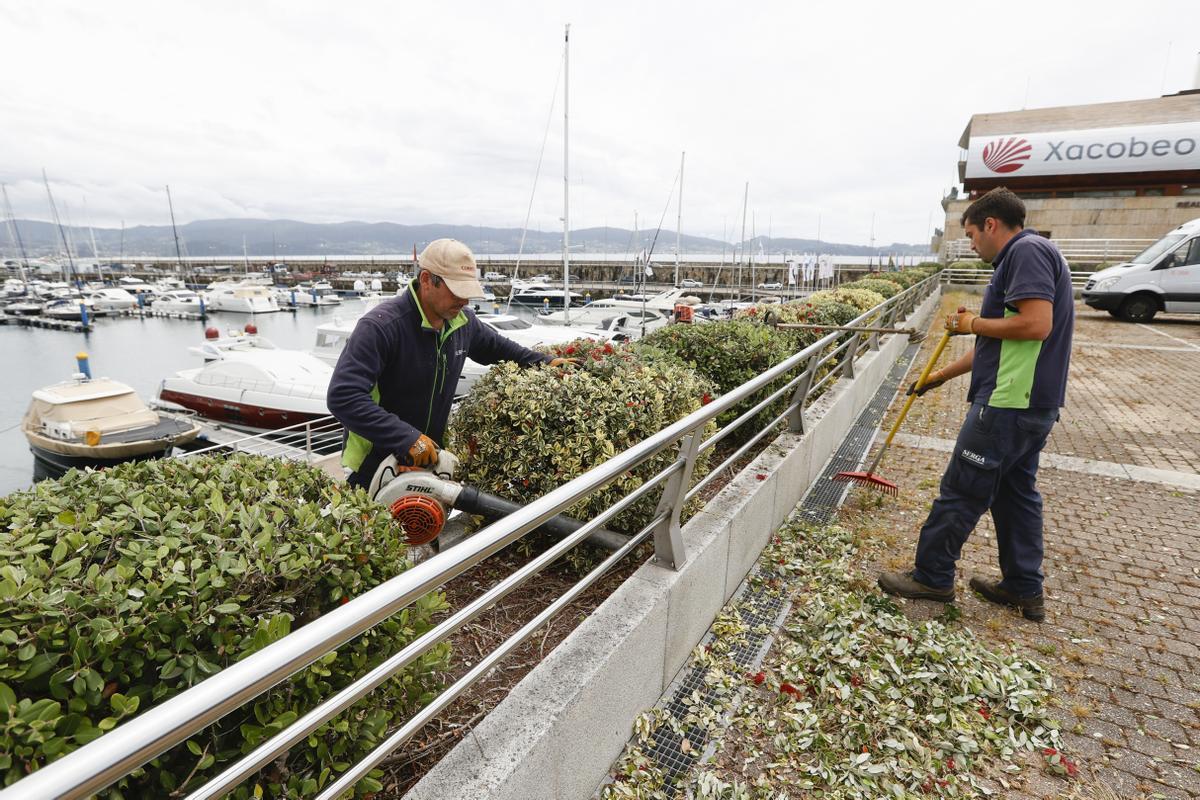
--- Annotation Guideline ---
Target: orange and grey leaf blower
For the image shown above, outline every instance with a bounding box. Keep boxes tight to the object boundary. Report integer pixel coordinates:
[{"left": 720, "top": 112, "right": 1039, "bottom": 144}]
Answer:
[{"left": 368, "top": 451, "right": 627, "bottom": 550}]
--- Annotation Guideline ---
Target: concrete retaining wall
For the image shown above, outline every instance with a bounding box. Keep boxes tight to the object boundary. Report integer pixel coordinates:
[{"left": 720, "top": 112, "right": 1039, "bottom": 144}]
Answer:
[{"left": 405, "top": 288, "right": 942, "bottom": 800}]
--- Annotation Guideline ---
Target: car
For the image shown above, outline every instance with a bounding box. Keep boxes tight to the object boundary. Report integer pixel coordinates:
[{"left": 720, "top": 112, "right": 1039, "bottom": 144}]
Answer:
[
  {"left": 528, "top": 274, "right": 553, "bottom": 283},
  {"left": 679, "top": 278, "right": 703, "bottom": 288},
  {"left": 1083, "top": 217, "right": 1200, "bottom": 322},
  {"left": 484, "top": 271, "right": 508, "bottom": 281},
  {"left": 757, "top": 282, "right": 783, "bottom": 290}
]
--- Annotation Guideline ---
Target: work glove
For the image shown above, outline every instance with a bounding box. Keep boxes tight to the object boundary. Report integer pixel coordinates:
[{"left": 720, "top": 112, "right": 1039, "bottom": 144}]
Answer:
[
  {"left": 548, "top": 357, "right": 580, "bottom": 368},
  {"left": 406, "top": 434, "right": 439, "bottom": 468},
  {"left": 945, "top": 306, "right": 979, "bottom": 336},
  {"left": 907, "top": 371, "right": 947, "bottom": 397}
]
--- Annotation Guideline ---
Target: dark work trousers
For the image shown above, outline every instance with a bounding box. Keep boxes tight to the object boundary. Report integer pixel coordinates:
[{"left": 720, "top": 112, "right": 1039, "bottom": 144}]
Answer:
[{"left": 911, "top": 402, "right": 1059, "bottom": 598}]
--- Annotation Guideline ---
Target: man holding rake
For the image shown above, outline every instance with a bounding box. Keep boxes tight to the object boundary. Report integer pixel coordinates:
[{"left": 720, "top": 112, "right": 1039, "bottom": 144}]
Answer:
[{"left": 878, "top": 188, "right": 1074, "bottom": 622}]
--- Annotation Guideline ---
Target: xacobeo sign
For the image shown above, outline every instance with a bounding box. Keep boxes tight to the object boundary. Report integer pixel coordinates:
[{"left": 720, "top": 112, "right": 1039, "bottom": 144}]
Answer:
[{"left": 965, "top": 121, "right": 1200, "bottom": 179}]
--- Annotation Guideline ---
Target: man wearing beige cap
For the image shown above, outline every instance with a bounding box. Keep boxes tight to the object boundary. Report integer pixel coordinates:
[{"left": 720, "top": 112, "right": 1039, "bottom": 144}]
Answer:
[{"left": 328, "top": 238, "right": 575, "bottom": 489}]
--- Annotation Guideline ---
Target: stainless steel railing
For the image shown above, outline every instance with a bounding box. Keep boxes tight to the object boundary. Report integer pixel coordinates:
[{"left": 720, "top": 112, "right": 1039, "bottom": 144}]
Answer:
[
  {"left": 180, "top": 414, "right": 345, "bottom": 462},
  {"left": 939, "top": 267, "right": 1095, "bottom": 289},
  {"left": 943, "top": 237, "right": 1152, "bottom": 265},
  {"left": 0, "top": 275, "right": 940, "bottom": 800}
]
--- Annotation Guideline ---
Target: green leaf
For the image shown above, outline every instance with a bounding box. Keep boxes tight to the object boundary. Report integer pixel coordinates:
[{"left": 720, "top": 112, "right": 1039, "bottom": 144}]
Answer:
[{"left": 212, "top": 603, "right": 240, "bottom": 615}]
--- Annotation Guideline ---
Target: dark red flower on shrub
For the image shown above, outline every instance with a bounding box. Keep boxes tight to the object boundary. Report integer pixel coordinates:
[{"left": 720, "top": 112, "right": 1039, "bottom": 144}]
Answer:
[
  {"left": 978, "top": 705, "right": 991, "bottom": 720},
  {"left": 945, "top": 757, "right": 956, "bottom": 771},
  {"left": 755, "top": 473, "right": 767, "bottom": 481},
  {"left": 849, "top": 674, "right": 863, "bottom": 687},
  {"left": 780, "top": 682, "right": 799, "bottom": 696},
  {"left": 1042, "top": 747, "right": 1057, "bottom": 756},
  {"left": 603, "top": 343, "right": 614, "bottom": 354},
  {"left": 749, "top": 671, "right": 765, "bottom": 685},
  {"left": 565, "top": 345, "right": 576, "bottom": 355},
  {"left": 701, "top": 392, "right": 712, "bottom": 405}
]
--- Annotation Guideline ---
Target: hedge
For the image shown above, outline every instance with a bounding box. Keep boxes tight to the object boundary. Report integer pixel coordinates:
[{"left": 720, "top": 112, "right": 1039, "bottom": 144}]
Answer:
[
  {"left": 447, "top": 339, "right": 716, "bottom": 546},
  {"left": 638, "top": 320, "right": 799, "bottom": 437},
  {"left": 842, "top": 277, "right": 904, "bottom": 299},
  {"left": 0, "top": 455, "right": 447, "bottom": 799}
]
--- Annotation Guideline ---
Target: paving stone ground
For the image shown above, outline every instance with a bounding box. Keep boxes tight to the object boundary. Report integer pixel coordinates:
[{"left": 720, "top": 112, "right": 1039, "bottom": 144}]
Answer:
[{"left": 848, "top": 292, "right": 1200, "bottom": 799}]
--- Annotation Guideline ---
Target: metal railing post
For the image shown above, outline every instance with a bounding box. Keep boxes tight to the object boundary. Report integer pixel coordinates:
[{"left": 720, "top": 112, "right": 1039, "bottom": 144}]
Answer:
[
  {"left": 305, "top": 423, "right": 313, "bottom": 460},
  {"left": 840, "top": 331, "right": 861, "bottom": 379},
  {"left": 648, "top": 431, "right": 702, "bottom": 569},
  {"left": 787, "top": 358, "right": 815, "bottom": 434}
]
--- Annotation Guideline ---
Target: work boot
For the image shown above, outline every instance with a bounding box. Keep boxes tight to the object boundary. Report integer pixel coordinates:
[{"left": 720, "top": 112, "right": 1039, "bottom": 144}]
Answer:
[
  {"left": 969, "top": 577, "right": 1045, "bottom": 622},
  {"left": 877, "top": 570, "right": 955, "bottom": 602}
]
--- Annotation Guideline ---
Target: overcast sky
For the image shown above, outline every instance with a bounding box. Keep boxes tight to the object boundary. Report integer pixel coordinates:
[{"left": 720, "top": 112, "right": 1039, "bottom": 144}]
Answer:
[{"left": 2, "top": 1, "right": 1198, "bottom": 247}]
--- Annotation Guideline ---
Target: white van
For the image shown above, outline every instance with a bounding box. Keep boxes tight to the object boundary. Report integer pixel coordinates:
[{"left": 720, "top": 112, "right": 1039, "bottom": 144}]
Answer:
[{"left": 1082, "top": 218, "right": 1200, "bottom": 322}]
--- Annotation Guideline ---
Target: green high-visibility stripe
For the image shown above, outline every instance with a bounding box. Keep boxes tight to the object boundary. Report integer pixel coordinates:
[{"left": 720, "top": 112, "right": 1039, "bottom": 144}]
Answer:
[
  {"left": 342, "top": 385, "right": 381, "bottom": 472},
  {"left": 988, "top": 308, "right": 1042, "bottom": 409}
]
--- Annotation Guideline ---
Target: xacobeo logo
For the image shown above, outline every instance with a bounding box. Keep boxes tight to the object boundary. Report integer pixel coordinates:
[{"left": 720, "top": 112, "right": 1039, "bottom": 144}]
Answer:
[{"left": 981, "top": 136, "right": 1032, "bottom": 173}]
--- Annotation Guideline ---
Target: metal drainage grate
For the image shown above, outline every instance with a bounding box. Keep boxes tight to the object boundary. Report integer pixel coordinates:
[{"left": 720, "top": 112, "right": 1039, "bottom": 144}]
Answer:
[
  {"left": 603, "top": 343, "right": 923, "bottom": 798},
  {"left": 642, "top": 587, "right": 788, "bottom": 786},
  {"left": 795, "top": 341, "right": 923, "bottom": 525}
]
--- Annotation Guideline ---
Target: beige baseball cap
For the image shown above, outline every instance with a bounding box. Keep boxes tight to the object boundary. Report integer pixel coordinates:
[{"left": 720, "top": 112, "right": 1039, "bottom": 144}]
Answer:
[{"left": 418, "top": 239, "right": 485, "bottom": 299}]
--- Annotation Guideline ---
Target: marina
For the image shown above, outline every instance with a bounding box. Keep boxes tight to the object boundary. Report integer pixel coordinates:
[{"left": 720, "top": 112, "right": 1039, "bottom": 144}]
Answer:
[
  {"left": 0, "top": 275, "right": 784, "bottom": 495},
  {"left": 0, "top": 297, "right": 366, "bottom": 495}
]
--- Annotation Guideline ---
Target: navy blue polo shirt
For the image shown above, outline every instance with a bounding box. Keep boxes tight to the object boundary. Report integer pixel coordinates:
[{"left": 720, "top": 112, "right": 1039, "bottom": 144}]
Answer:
[{"left": 967, "top": 230, "right": 1074, "bottom": 409}]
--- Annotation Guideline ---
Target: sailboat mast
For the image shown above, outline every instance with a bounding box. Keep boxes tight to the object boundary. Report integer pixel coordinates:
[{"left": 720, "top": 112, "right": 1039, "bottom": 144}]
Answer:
[
  {"left": 562, "top": 23, "right": 571, "bottom": 325},
  {"left": 737, "top": 181, "right": 748, "bottom": 300},
  {"left": 751, "top": 212, "right": 757, "bottom": 303},
  {"left": 165, "top": 185, "right": 185, "bottom": 277},
  {"left": 85, "top": 200, "right": 102, "bottom": 281},
  {"left": 42, "top": 170, "right": 75, "bottom": 280},
  {"left": 675, "top": 151, "right": 684, "bottom": 287},
  {"left": 1, "top": 184, "right": 31, "bottom": 281}
]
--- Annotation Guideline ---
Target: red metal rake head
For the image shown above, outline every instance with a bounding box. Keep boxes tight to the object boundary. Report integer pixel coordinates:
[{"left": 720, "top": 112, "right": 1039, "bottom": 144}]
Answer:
[{"left": 831, "top": 470, "right": 899, "bottom": 496}]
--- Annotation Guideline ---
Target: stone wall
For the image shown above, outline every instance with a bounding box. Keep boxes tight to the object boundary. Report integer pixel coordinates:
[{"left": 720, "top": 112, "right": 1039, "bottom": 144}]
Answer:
[{"left": 943, "top": 195, "right": 1200, "bottom": 244}]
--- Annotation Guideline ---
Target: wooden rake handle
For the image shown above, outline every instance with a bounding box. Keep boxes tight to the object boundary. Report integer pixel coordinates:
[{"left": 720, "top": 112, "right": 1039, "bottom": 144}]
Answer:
[{"left": 863, "top": 330, "right": 952, "bottom": 475}]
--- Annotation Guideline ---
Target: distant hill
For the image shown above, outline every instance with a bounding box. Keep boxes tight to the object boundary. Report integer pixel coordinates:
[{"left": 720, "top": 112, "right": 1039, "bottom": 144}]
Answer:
[{"left": 3, "top": 218, "right": 932, "bottom": 260}]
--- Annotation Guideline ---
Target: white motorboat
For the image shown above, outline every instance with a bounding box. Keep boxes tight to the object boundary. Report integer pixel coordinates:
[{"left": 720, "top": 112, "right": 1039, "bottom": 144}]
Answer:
[
  {"left": 23, "top": 375, "right": 201, "bottom": 481},
  {"left": 158, "top": 333, "right": 331, "bottom": 431},
  {"left": 155, "top": 290, "right": 208, "bottom": 315},
  {"left": 4, "top": 299, "right": 44, "bottom": 316},
  {"left": 41, "top": 297, "right": 97, "bottom": 320},
  {"left": 152, "top": 277, "right": 187, "bottom": 293},
  {"left": 275, "top": 281, "right": 342, "bottom": 307},
  {"left": 204, "top": 280, "right": 280, "bottom": 314},
  {"left": 85, "top": 287, "right": 139, "bottom": 313},
  {"left": 507, "top": 281, "right": 584, "bottom": 308},
  {"left": 2, "top": 278, "right": 28, "bottom": 299},
  {"left": 117, "top": 276, "right": 158, "bottom": 300},
  {"left": 537, "top": 286, "right": 702, "bottom": 336}
]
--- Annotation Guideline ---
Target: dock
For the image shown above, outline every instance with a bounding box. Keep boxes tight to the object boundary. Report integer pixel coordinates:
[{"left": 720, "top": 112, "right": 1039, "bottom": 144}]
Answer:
[{"left": 0, "top": 314, "right": 93, "bottom": 332}]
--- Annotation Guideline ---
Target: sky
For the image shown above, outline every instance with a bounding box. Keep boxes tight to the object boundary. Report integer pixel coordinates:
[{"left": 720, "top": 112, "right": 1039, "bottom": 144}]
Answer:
[{"left": 1, "top": 1, "right": 1198, "bottom": 248}]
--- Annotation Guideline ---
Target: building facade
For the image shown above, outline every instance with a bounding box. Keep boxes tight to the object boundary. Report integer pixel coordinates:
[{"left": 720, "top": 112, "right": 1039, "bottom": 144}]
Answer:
[{"left": 940, "top": 91, "right": 1200, "bottom": 264}]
